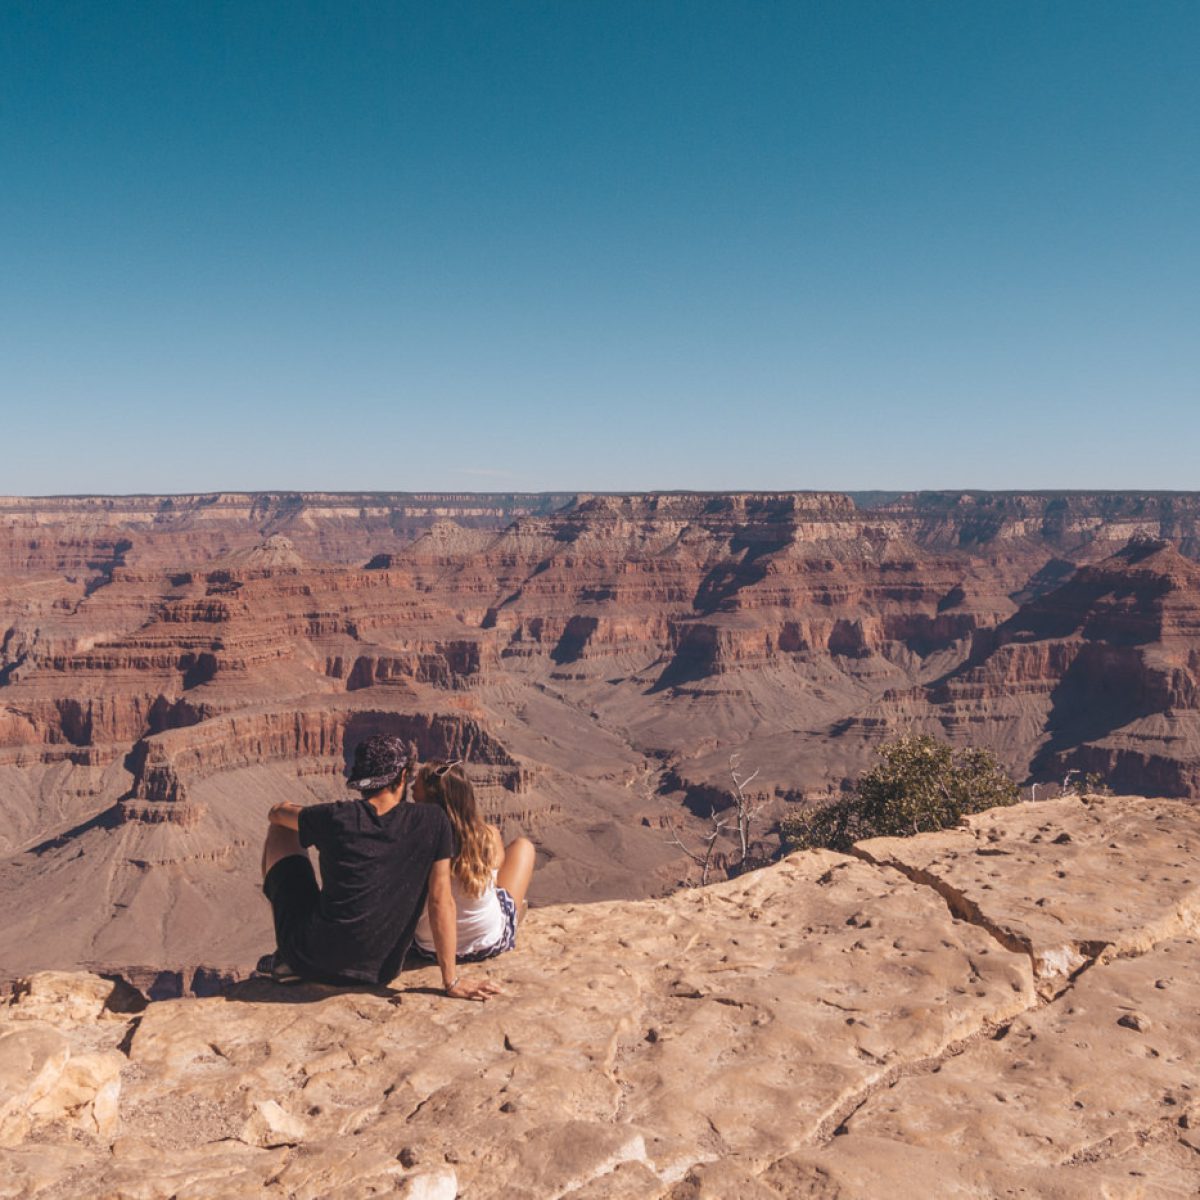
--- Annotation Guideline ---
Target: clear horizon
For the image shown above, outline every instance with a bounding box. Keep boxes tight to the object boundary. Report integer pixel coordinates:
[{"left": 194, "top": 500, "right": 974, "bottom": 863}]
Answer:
[
  {"left": 2, "top": 2, "right": 1197, "bottom": 494},
  {"left": 8, "top": 487, "right": 1200, "bottom": 505}
]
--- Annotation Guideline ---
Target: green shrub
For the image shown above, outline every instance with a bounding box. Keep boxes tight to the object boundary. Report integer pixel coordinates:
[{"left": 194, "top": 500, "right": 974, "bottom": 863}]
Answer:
[{"left": 781, "top": 734, "right": 1020, "bottom": 853}]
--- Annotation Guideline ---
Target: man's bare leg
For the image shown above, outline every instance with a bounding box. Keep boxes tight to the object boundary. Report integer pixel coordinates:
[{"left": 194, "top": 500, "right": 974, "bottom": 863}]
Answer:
[{"left": 262, "top": 823, "right": 305, "bottom": 881}]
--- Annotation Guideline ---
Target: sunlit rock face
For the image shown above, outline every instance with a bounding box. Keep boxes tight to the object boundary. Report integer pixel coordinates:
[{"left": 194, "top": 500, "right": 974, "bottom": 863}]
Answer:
[
  {"left": 1, "top": 795, "right": 1198, "bottom": 1198},
  {"left": 1, "top": 490, "right": 1200, "bottom": 982}
]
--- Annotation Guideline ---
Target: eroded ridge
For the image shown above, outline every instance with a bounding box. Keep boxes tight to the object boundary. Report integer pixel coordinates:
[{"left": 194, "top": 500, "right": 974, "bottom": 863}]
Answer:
[{"left": 1, "top": 795, "right": 1198, "bottom": 1198}]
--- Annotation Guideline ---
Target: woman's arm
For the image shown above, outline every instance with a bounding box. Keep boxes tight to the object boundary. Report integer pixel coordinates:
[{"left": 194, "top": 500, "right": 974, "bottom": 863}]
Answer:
[
  {"left": 426, "top": 860, "right": 502, "bottom": 1002},
  {"left": 426, "top": 860, "right": 457, "bottom": 986}
]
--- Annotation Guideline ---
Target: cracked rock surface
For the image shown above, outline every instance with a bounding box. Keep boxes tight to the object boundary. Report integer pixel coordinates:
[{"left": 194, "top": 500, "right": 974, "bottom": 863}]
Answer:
[{"left": 1, "top": 795, "right": 1197, "bottom": 1198}]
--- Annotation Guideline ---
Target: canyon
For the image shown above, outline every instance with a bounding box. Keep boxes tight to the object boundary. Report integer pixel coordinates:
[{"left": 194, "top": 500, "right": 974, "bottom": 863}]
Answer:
[{"left": 1, "top": 490, "right": 1199, "bottom": 982}]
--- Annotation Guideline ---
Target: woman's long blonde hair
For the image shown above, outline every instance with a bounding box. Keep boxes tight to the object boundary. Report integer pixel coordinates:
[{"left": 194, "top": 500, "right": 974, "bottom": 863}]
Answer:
[{"left": 417, "top": 762, "right": 497, "bottom": 897}]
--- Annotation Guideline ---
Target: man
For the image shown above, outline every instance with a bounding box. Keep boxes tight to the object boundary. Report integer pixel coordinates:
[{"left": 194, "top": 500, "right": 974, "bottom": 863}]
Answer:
[{"left": 260, "top": 733, "right": 500, "bottom": 1001}]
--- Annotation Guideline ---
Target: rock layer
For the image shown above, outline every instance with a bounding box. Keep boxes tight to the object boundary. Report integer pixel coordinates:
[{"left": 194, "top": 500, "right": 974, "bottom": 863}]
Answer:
[
  {"left": 4, "top": 492, "right": 1200, "bottom": 979},
  {"left": 1, "top": 795, "right": 1197, "bottom": 1198}
]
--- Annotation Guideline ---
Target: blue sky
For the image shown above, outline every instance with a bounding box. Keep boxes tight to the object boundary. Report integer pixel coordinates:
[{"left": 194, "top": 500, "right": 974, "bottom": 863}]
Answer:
[{"left": 2, "top": 1, "right": 1196, "bottom": 494}]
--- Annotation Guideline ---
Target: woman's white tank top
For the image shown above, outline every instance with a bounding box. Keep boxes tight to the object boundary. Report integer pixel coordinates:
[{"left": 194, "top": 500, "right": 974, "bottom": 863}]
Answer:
[{"left": 414, "top": 868, "right": 504, "bottom": 957}]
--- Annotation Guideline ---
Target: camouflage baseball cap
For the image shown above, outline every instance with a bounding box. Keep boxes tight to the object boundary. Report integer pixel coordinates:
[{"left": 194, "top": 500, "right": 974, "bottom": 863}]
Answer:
[{"left": 347, "top": 735, "right": 413, "bottom": 791}]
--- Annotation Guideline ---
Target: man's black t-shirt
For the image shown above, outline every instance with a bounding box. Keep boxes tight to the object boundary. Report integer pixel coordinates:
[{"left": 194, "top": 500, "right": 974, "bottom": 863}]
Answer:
[{"left": 291, "top": 799, "right": 454, "bottom": 984}]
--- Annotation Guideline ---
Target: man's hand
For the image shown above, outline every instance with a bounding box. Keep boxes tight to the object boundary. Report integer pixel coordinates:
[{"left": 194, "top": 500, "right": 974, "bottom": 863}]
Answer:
[{"left": 444, "top": 977, "right": 505, "bottom": 1002}]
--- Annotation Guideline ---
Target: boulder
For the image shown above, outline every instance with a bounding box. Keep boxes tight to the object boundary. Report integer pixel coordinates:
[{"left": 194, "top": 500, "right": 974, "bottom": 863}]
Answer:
[{"left": 0, "top": 1023, "right": 122, "bottom": 1146}]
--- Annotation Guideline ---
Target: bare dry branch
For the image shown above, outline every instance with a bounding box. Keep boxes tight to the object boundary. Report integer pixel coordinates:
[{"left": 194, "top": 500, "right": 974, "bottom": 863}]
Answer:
[
  {"left": 666, "top": 750, "right": 767, "bottom": 885},
  {"left": 665, "top": 811, "right": 728, "bottom": 886},
  {"left": 727, "top": 753, "right": 765, "bottom": 866}
]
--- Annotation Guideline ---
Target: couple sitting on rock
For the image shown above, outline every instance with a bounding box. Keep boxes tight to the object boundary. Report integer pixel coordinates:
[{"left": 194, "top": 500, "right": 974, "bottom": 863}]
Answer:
[{"left": 259, "top": 734, "right": 534, "bottom": 1001}]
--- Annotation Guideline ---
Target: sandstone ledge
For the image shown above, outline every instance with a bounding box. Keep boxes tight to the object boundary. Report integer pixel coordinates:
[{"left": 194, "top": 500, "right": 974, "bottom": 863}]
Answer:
[{"left": 1, "top": 795, "right": 1198, "bottom": 1199}]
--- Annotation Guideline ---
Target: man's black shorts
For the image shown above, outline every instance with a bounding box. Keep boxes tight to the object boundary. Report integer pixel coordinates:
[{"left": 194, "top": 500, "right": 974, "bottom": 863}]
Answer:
[{"left": 263, "top": 854, "right": 320, "bottom": 965}]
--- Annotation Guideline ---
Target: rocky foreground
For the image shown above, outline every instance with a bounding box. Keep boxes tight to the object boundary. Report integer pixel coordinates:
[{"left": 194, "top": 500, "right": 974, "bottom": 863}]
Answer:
[{"left": 2, "top": 794, "right": 1199, "bottom": 1199}]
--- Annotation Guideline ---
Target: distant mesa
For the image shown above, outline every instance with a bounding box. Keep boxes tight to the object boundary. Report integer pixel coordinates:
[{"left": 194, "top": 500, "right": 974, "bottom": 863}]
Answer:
[
  {"left": 213, "top": 534, "right": 305, "bottom": 571},
  {"left": 1114, "top": 531, "right": 1172, "bottom": 563}
]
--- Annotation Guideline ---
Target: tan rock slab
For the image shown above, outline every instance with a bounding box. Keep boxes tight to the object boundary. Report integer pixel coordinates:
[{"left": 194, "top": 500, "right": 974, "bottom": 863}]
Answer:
[
  {"left": 99, "top": 1142, "right": 285, "bottom": 1200},
  {"left": 3, "top": 797, "right": 1198, "bottom": 1198},
  {"left": 766, "top": 1133, "right": 1196, "bottom": 1199},
  {"left": 855, "top": 795, "right": 1200, "bottom": 983},
  {"left": 611, "top": 850, "right": 1034, "bottom": 1162},
  {"left": 109, "top": 848, "right": 1033, "bottom": 1197},
  {"left": 0, "top": 1144, "right": 95, "bottom": 1199},
  {"left": 666, "top": 1159, "right": 781, "bottom": 1199},
  {"left": 240, "top": 1097, "right": 307, "bottom": 1148},
  {"left": 508, "top": 1122, "right": 649, "bottom": 1196},
  {"left": 843, "top": 935, "right": 1200, "bottom": 1169},
  {"left": 27, "top": 1047, "right": 124, "bottom": 1139},
  {"left": 0, "top": 1023, "right": 70, "bottom": 1146},
  {"left": 395, "top": 1170, "right": 459, "bottom": 1200},
  {"left": 267, "top": 1138, "right": 416, "bottom": 1200},
  {"left": 4, "top": 970, "right": 129, "bottom": 1025},
  {"left": 0, "top": 1017, "right": 123, "bottom": 1149},
  {"left": 565, "top": 1160, "right": 667, "bottom": 1199}
]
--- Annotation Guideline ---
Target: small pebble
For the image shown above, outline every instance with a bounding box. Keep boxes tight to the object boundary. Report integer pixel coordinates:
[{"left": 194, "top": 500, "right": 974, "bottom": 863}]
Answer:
[{"left": 1117, "top": 1012, "right": 1151, "bottom": 1032}]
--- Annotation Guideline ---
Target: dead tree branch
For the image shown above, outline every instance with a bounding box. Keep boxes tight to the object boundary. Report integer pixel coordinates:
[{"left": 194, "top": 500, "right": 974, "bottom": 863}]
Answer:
[
  {"left": 729, "top": 753, "right": 765, "bottom": 867},
  {"left": 665, "top": 810, "right": 729, "bottom": 887}
]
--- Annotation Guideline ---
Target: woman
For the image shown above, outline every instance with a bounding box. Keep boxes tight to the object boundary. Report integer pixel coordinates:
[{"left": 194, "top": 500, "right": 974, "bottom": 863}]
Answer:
[{"left": 412, "top": 760, "right": 535, "bottom": 961}]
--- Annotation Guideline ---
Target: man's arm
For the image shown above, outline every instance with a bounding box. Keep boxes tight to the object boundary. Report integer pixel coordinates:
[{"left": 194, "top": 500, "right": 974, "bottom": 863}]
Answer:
[
  {"left": 426, "top": 860, "right": 502, "bottom": 1002},
  {"left": 267, "top": 801, "right": 304, "bottom": 831}
]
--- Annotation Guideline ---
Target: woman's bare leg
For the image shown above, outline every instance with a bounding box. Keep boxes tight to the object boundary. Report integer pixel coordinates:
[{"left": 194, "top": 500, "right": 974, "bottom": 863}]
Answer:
[
  {"left": 496, "top": 836, "right": 535, "bottom": 915},
  {"left": 261, "top": 824, "right": 305, "bottom": 880}
]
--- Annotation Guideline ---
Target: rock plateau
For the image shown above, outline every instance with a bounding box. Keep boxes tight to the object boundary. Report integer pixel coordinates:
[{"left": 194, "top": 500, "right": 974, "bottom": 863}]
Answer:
[{"left": 1, "top": 795, "right": 1197, "bottom": 1198}]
